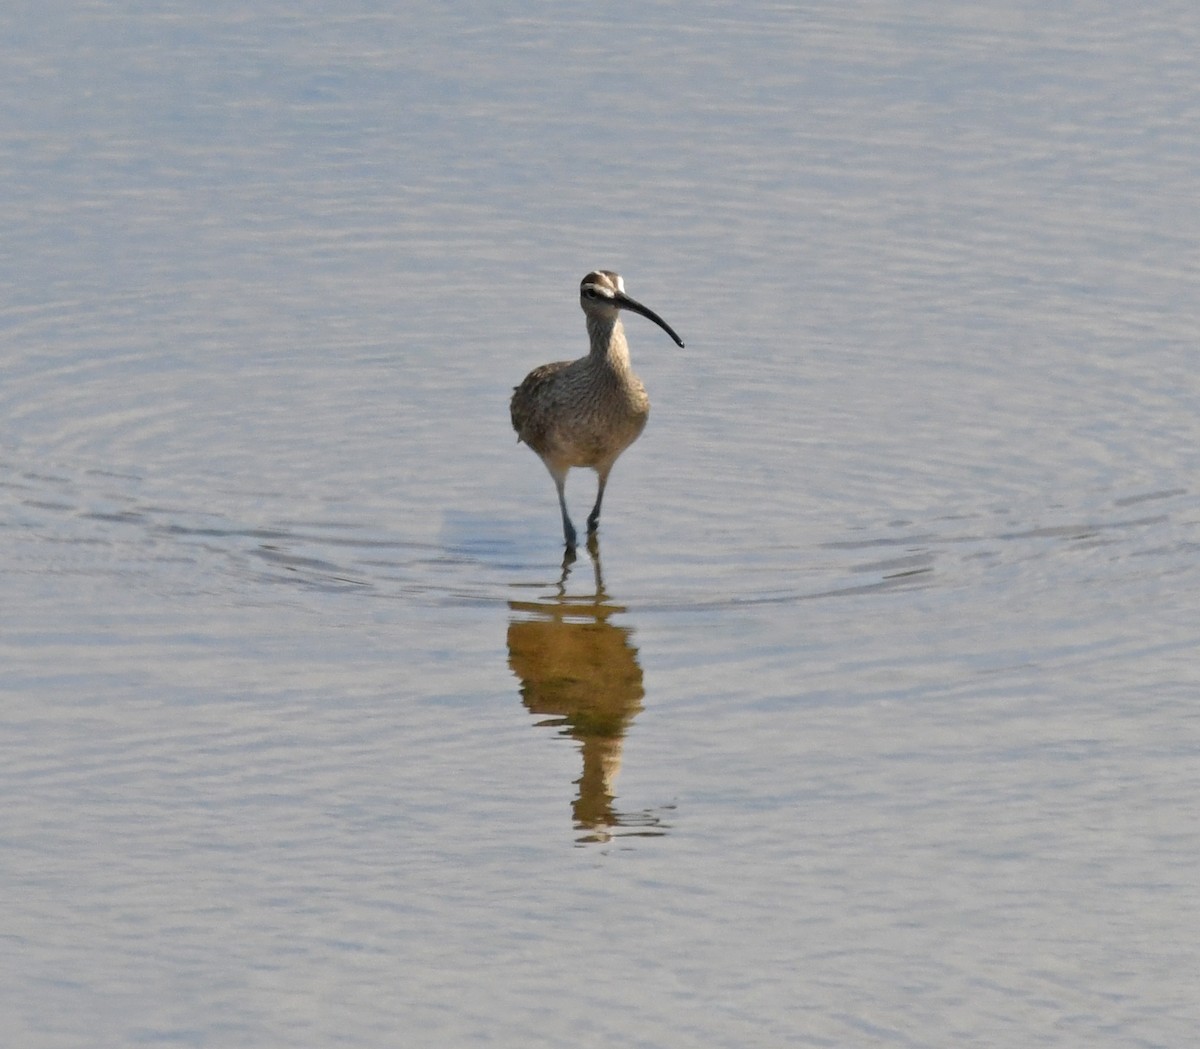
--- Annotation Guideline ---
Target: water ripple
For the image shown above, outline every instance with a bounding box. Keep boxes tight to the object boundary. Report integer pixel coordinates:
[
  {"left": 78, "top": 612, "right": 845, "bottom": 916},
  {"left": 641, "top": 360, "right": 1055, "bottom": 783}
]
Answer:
[{"left": 4, "top": 459, "right": 1196, "bottom": 615}]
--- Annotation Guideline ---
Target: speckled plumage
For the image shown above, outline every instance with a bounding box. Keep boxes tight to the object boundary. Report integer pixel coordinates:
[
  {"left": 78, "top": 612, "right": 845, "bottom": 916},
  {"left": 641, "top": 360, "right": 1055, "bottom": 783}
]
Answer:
[{"left": 511, "top": 270, "right": 683, "bottom": 551}]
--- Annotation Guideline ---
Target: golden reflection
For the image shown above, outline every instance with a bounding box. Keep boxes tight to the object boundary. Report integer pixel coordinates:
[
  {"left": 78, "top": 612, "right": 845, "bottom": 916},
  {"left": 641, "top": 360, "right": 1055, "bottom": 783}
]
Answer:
[{"left": 507, "top": 538, "right": 665, "bottom": 843}]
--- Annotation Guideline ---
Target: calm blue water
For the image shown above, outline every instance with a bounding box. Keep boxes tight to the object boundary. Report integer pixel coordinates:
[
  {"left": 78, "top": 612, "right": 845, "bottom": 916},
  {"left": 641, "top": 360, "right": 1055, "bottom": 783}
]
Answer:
[{"left": 2, "top": 4, "right": 1198, "bottom": 1047}]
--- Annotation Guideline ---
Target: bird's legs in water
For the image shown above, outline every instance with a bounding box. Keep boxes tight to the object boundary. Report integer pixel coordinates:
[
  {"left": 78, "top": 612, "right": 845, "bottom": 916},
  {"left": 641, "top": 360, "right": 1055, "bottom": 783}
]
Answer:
[
  {"left": 550, "top": 463, "right": 613, "bottom": 555},
  {"left": 557, "top": 532, "right": 603, "bottom": 586}
]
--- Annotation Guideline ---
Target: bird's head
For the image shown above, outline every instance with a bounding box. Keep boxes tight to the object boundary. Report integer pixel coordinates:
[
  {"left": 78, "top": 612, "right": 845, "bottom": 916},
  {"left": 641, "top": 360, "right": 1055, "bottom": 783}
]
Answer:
[{"left": 579, "top": 270, "right": 684, "bottom": 348}]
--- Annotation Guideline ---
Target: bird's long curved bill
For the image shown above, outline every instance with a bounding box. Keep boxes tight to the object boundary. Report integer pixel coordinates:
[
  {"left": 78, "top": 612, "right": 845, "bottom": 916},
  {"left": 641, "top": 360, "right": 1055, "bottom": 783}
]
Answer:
[{"left": 615, "top": 292, "right": 685, "bottom": 348}]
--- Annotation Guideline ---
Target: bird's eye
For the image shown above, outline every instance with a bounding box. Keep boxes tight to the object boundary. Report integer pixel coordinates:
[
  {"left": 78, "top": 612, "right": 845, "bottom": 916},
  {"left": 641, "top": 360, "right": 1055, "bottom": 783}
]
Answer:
[{"left": 582, "top": 287, "right": 597, "bottom": 299}]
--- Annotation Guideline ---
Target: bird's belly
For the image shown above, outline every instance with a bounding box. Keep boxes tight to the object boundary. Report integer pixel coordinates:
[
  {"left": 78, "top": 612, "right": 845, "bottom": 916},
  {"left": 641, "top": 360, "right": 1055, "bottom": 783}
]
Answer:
[{"left": 551, "top": 404, "right": 648, "bottom": 468}]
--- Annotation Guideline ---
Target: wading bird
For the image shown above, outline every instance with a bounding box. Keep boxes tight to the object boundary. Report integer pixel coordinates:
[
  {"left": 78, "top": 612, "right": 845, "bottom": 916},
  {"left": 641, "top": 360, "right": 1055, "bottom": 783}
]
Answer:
[{"left": 510, "top": 271, "right": 684, "bottom": 552}]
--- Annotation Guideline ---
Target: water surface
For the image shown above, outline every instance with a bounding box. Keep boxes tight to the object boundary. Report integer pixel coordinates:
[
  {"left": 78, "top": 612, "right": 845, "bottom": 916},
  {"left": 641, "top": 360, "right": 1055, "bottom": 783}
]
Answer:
[{"left": 2, "top": 3, "right": 1199, "bottom": 1047}]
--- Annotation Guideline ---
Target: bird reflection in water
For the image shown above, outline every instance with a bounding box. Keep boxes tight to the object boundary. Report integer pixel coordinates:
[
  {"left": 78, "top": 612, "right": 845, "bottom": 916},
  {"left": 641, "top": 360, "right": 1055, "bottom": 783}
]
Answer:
[{"left": 507, "top": 538, "right": 669, "bottom": 844}]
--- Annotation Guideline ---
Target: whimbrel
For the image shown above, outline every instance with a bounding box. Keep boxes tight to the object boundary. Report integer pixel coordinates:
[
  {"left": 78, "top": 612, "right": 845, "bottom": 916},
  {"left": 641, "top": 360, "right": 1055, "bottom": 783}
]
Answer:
[{"left": 511, "top": 271, "right": 684, "bottom": 551}]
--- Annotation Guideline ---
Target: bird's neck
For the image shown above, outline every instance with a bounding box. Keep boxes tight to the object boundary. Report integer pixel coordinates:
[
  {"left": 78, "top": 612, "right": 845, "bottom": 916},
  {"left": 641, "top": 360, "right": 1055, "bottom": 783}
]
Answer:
[{"left": 586, "top": 315, "right": 632, "bottom": 372}]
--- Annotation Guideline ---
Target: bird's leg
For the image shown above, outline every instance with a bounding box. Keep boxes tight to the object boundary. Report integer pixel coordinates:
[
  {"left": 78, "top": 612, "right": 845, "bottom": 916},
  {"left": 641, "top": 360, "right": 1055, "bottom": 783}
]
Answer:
[
  {"left": 551, "top": 467, "right": 577, "bottom": 551},
  {"left": 586, "top": 467, "right": 610, "bottom": 535}
]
